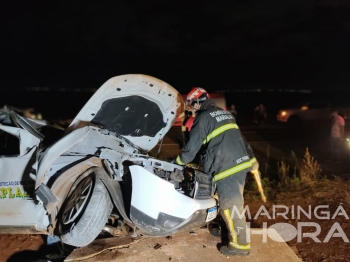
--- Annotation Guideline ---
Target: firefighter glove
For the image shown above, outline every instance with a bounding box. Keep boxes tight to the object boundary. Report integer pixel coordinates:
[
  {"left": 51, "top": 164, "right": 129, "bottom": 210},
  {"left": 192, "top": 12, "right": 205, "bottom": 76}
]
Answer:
[{"left": 251, "top": 160, "right": 259, "bottom": 172}]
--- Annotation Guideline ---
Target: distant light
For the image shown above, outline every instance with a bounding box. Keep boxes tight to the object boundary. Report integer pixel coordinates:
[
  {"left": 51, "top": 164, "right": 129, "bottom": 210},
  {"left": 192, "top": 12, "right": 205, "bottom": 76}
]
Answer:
[{"left": 26, "top": 86, "right": 49, "bottom": 91}]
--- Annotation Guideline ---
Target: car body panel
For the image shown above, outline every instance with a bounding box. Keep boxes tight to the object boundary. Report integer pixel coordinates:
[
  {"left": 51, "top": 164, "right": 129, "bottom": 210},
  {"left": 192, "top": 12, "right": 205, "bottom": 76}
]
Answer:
[
  {"left": 35, "top": 126, "right": 91, "bottom": 189},
  {"left": 0, "top": 123, "right": 42, "bottom": 227},
  {"left": 0, "top": 154, "right": 39, "bottom": 227},
  {"left": 130, "top": 165, "right": 215, "bottom": 219},
  {"left": 68, "top": 74, "right": 184, "bottom": 151},
  {"left": 0, "top": 125, "right": 41, "bottom": 156},
  {"left": 129, "top": 165, "right": 216, "bottom": 234}
]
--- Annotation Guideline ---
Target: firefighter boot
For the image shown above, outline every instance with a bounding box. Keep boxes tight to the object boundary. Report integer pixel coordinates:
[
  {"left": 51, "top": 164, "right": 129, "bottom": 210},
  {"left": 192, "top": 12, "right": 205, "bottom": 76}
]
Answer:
[{"left": 219, "top": 209, "right": 250, "bottom": 256}]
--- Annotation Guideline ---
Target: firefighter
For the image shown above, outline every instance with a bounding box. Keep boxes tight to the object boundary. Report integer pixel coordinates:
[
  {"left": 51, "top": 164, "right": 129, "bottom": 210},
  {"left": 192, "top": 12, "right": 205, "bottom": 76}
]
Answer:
[{"left": 175, "top": 87, "right": 259, "bottom": 256}]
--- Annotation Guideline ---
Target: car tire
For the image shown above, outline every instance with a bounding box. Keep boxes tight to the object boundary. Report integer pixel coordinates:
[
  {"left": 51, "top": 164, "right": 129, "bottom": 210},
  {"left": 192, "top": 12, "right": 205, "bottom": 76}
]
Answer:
[{"left": 58, "top": 167, "right": 113, "bottom": 247}]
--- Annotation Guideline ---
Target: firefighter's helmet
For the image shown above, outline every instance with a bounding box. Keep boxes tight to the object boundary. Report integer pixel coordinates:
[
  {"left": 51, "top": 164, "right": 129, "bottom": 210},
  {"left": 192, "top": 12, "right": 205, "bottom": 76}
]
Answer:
[{"left": 186, "top": 87, "right": 210, "bottom": 108}]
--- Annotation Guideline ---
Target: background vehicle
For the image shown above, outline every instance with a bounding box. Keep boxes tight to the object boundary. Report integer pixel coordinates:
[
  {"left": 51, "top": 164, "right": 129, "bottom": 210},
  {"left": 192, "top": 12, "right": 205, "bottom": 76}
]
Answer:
[
  {"left": 276, "top": 101, "right": 350, "bottom": 125},
  {"left": 0, "top": 74, "right": 217, "bottom": 247},
  {"left": 277, "top": 101, "right": 330, "bottom": 124}
]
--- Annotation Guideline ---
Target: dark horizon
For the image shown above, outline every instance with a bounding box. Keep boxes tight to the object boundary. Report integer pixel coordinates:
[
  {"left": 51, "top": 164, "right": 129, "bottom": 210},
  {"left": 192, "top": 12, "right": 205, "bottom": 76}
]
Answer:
[{"left": 1, "top": 86, "right": 349, "bottom": 122}]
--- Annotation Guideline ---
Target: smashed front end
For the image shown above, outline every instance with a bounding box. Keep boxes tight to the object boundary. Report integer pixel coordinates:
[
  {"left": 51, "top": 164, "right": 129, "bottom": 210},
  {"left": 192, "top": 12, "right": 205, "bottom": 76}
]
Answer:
[{"left": 121, "top": 157, "right": 217, "bottom": 236}]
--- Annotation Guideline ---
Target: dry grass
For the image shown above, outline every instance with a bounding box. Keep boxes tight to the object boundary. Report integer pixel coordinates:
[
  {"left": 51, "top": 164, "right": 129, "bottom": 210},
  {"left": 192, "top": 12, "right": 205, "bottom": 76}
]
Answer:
[
  {"left": 277, "top": 161, "right": 290, "bottom": 188},
  {"left": 275, "top": 148, "right": 322, "bottom": 189},
  {"left": 299, "top": 148, "right": 322, "bottom": 184},
  {"left": 343, "top": 191, "right": 350, "bottom": 206}
]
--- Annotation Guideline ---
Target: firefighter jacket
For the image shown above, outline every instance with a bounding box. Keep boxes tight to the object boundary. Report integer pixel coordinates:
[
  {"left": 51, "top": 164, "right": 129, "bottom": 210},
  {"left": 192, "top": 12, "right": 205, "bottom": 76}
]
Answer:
[{"left": 176, "top": 99, "right": 257, "bottom": 182}]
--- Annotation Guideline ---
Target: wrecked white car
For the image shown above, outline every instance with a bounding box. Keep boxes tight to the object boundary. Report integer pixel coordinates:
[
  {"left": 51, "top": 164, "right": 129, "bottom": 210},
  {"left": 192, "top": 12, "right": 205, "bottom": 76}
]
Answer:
[{"left": 0, "top": 74, "right": 218, "bottom": 247}]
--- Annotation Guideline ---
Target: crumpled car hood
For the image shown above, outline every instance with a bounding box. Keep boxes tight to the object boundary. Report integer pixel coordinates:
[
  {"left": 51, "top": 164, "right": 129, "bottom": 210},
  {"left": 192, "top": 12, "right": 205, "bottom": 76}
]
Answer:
[{"left": 68, "top": 74, "right": 184, "bottom": 151}]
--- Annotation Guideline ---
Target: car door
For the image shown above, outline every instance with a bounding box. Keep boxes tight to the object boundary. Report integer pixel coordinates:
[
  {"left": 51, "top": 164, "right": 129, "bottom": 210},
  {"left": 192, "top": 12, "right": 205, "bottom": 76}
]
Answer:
[{"left": 0, "top": 124, "right": 41, "bottom": 227}]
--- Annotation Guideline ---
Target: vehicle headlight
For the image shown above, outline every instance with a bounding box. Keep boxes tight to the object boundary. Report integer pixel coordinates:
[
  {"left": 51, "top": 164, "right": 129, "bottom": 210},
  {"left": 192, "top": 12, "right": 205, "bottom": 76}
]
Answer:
[{"left": 280, "top": 111, "right": 287, "bottom": 116}]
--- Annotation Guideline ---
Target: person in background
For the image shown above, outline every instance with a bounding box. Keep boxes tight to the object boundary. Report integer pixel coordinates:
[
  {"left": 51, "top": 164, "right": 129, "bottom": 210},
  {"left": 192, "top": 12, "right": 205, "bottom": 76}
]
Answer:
[
  {"left": 175, "top": 87, "right": 259, "bottom": 256},
  {"left": 229, "top": 104, "right": 238, "bottom": 118},
  {"left": 329, "top": 110, "right": 345, "bottom": 162},
  {"left": 254, "top": 103, "right": 267, "bottom": 125}
]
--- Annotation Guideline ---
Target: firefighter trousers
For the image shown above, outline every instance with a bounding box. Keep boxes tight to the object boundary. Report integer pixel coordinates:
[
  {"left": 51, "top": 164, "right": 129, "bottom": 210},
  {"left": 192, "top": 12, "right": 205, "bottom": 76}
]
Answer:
[{"left": 215, "top": 169, "right": 249, "bottom": 245}]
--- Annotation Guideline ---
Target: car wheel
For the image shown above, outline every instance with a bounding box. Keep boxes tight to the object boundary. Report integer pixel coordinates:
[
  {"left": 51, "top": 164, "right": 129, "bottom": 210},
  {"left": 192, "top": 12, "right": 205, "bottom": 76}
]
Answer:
[{"left": 58, "top": 167, "right": 113, "bottom": 247}]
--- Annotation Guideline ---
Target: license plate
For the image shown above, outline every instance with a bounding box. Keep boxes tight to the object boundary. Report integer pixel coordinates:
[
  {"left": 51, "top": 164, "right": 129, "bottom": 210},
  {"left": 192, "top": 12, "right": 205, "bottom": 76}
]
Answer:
[{"left": 206, "top": 206, "right": 218, "bottom": 222}]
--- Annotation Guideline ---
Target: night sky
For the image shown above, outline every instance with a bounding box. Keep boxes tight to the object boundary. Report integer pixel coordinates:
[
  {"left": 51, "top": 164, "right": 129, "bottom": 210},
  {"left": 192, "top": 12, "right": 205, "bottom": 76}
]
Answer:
[{"left": 1, "top": 0, "right": 350, "bottom": 114}]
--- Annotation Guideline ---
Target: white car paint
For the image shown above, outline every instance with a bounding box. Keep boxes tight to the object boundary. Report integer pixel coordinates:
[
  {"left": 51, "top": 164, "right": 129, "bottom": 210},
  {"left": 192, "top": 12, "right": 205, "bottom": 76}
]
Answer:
[
  {"left": 130, "top": 165, "right": 215, "bottom": 220},
  {"left": 68, "top": 74, "right": 184, "bottom": 151}
]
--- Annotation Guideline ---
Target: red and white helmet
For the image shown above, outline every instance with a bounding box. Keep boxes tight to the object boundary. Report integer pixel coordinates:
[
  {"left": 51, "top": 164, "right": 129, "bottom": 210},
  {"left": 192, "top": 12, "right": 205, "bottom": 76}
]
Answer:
[{"left": 186, "top": 87, "right": 210, "bottom": 108}]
